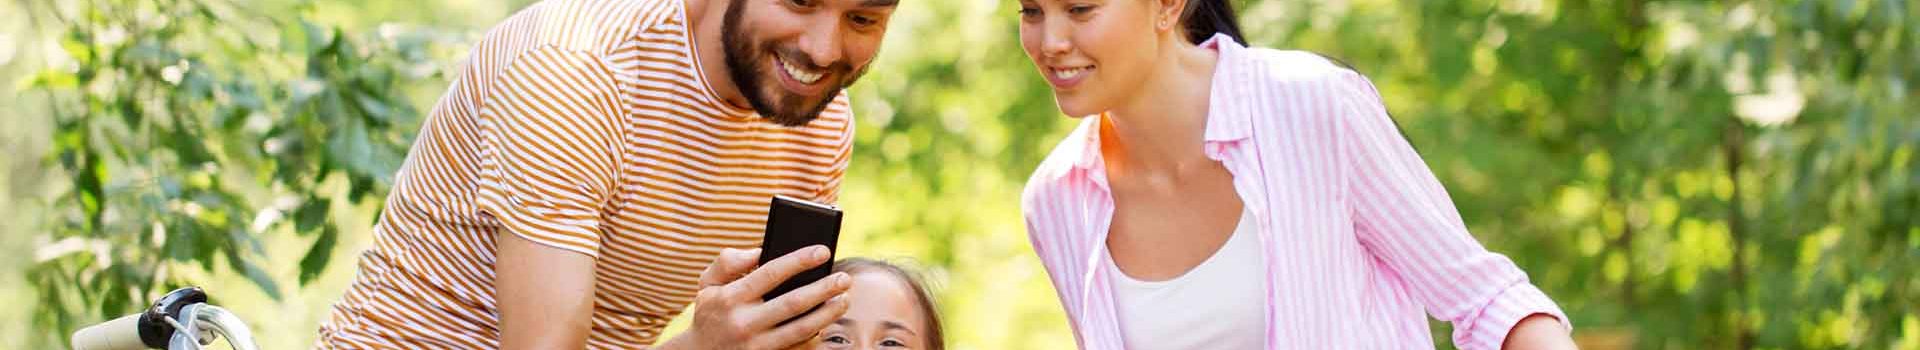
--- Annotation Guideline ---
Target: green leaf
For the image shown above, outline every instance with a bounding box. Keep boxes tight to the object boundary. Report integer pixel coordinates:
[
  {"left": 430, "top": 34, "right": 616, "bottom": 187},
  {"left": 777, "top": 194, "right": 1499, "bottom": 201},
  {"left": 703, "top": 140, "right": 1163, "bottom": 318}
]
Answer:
[
  {"left": 225, "top": 250, "right": 282, "bottom": 301},
  {"left": 292, "top": 195, "right": 328, "bottom": 236},
  {"left": 304, "top": 21, "right": 331, "bottom": 56},
  {"left": 163, "top": 219, "right": 194, "bottom": 262},
  {"left": 352, "top": 89, "right": 392, "bottom": 123},
  {"left": 169, "top": 130, "right": 215, "bottom": 166},
  {"left": 17, "top": 69, "right": 81, "bottom": 89},
  {"left": 283, "top": 20, "right": 313, "bottom": 55},
  {"left": 298, "top": 226, "right": 338, "bottom": 285},
  {"left": 327, "top": 118, "right": 374, "bottom": 174}
]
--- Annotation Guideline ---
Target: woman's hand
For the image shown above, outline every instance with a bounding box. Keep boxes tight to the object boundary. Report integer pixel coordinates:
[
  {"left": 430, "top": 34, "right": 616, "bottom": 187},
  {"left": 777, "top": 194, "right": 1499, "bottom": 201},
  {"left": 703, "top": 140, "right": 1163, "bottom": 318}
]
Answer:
[
  {"left": 656, "top": 246, "right": 852, "bottom": 350},
  {"left": 1501, "top": 314, "right": 1577, "bottom": 350}
]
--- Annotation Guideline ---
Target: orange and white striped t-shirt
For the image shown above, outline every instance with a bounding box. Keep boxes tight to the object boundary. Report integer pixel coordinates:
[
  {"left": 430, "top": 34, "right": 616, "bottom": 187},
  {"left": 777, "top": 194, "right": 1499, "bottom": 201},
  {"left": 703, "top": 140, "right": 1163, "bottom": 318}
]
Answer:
[{"left": 316, "top": 0, "right": 854, "bottom": 347}]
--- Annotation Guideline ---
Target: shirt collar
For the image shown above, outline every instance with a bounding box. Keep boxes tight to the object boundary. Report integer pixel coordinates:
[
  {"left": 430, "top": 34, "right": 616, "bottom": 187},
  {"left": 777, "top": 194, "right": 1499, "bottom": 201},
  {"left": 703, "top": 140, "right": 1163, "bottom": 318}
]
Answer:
[
  {"left": 1199, "top": 33, "right": 1254, "bottom": 143},
  {"left": 1070, "top": 117, "right": 1103, "bottom": 171},
  {"left": 1057, "top": 33, "right": 1254, "bottom": 178}
]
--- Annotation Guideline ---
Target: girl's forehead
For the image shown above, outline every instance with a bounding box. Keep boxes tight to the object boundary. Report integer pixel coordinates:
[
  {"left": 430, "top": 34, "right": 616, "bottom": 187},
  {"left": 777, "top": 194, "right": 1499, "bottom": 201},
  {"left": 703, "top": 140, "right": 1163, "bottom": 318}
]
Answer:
[
  {"left": 850, "top": 271, "right": 919, "bottom": 305},
  {"left": 844, "top": 270, "right": 929, "bottom": 328}
]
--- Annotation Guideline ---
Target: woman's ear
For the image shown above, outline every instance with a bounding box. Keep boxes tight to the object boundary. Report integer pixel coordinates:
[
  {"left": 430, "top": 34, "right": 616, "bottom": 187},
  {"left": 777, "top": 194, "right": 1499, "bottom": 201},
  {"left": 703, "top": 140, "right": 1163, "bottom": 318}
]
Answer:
[{"left": 1156, "top": 0, "right": 1186, "bottom": 31}]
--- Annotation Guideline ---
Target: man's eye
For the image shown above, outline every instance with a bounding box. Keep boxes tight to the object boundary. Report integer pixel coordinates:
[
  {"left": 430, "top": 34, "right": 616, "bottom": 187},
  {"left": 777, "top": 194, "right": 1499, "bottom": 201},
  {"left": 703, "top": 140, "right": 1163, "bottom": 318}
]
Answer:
[{"left": 849, "top": 14, "right": 876, "bottom": 27}]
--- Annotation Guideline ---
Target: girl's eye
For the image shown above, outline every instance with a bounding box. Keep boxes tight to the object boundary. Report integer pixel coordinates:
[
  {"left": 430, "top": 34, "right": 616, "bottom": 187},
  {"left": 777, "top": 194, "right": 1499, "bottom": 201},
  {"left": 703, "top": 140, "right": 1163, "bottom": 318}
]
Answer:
[
  {"left": 1067, "top": 4, "right": 1095, "bottom": 15},
  {"left": 881, "top": 339, "right": 908, "bottom": 348},
  {"left": 824, "top": 335, "right": 851, "bottom": 344},
  {"left": 788, "top": 0, "right": 814, "bottom": 7},
  {"left": 1017, "top": 6, "right": 1039, "bottom": 18}
]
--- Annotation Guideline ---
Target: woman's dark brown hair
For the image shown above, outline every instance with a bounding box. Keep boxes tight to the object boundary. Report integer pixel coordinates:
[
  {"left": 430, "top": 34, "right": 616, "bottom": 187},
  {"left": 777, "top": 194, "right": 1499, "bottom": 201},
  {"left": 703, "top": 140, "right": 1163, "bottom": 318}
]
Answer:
[
  {"left": 832, "top": 258, "right": 945, "bottom": 350},
  {"left": 1179, "top": 0, "right": 1245, "bottom": 44}
]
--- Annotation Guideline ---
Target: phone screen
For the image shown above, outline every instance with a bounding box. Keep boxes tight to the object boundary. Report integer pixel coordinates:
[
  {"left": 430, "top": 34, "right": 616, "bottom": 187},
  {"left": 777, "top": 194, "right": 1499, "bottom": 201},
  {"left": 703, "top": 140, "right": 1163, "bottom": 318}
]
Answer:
[{"left": 757, "top": 194, "right": 843, "bottom": 302}]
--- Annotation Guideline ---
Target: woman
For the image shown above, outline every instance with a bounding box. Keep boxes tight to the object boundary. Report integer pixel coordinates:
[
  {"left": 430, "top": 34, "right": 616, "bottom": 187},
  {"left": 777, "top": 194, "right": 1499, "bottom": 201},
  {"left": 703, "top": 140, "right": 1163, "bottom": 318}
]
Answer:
[
  {"left": 809, "top": 258, "right": 946, "bottom": 350},
  {"left": 1014, "top": 0, "right": 1578, "bottom": 348}
]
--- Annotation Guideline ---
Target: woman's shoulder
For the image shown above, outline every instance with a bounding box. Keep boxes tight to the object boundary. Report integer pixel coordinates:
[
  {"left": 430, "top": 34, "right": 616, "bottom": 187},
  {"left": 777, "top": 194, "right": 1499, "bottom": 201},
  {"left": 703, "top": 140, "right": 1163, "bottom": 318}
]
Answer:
[
  {"left": 1021, "top": 117, "right": 1100, "bottom": 217},
  {"left": 1222, "top": 44, "right": 1357, "bottom": 81},
  {"left": 1215, "top": 43, "right": 1384, "bottom": 122}
]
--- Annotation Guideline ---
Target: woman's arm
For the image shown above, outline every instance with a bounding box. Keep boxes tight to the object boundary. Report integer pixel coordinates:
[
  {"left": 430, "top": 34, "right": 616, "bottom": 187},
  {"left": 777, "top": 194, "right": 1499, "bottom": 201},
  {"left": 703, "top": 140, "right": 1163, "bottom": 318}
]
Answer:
[
  {"left": 1503, "top": 314, "right": 1577, "bottom": 350},
  {"left": 1331, "top": 71, "right": 1573, "bottom": 350}
]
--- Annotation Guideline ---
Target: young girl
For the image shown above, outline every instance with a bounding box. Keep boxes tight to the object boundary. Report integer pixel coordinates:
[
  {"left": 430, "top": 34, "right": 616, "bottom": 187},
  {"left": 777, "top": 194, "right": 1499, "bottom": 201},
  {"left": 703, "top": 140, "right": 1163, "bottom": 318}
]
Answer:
[
  {"left": 809, "top": 258, "right": 946, "bottom": 350},
  {"left": 1013, "top": 0, "right": 1578, "bottom": 348}
]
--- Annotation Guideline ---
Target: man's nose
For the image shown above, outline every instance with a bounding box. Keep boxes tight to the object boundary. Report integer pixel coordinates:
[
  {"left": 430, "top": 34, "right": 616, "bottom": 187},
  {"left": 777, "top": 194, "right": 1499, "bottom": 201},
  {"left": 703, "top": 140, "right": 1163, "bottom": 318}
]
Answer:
[{"left": 798, "top": 19, "right": 845, "bottom": 67}]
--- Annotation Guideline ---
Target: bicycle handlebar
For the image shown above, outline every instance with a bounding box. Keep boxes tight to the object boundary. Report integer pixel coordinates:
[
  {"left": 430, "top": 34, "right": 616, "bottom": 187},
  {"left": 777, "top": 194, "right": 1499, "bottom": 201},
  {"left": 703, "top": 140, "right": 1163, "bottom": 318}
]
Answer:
[
  {"left": 67, "top": 287, "right": 261, "bottom": 350},
  {"left": 71, "top": 313, "right": 150, "bottom": 350}
]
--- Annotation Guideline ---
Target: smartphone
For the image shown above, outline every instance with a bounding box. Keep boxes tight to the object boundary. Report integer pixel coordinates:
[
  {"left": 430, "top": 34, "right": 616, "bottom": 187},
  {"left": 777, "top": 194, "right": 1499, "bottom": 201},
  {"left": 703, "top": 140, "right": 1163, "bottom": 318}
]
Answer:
[{"left": 757, "top": 194, "right": 844, "bottom": 303}]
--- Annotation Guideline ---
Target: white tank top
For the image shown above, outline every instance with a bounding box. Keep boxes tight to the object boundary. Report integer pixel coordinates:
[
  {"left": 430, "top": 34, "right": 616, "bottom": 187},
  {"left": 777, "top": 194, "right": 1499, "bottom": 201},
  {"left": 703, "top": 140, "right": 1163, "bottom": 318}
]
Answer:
[{"left": 1105, "top": 208, "right": 1267, "bottom": 349}]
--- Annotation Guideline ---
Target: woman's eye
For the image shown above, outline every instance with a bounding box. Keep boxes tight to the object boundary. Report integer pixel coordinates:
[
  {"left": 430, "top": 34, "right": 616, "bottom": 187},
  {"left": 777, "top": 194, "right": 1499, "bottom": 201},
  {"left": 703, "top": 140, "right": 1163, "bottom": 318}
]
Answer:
[
  {"left": 1067, "top": 4, "right": 1094, "bottom": 15},
  {"left": 787, "top": 0, "right": 813, "bottom": 7},
  {"left": 880, "top": 339, "right": 908, "bottom": 347},
  {"left": 1017, "top": 7, "right": 1039, "bottom": 18}
]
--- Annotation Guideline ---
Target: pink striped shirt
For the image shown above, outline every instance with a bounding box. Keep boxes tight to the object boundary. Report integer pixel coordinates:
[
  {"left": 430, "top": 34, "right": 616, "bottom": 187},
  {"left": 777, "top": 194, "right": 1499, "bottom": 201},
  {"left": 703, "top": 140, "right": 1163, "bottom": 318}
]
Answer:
[{"left": 1020, "top": 34, "right": 1569, "bottom": 349}]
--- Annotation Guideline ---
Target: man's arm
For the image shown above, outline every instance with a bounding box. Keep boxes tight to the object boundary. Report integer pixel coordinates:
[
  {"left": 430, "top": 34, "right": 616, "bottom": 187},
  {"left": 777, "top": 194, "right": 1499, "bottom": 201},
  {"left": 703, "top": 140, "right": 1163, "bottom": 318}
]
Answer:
[
  {"left": 497, "top": 232, "right": 596, "bottom": 349},
  {"left": 472, "top": 45, "right": 629, "bottom": 349}
]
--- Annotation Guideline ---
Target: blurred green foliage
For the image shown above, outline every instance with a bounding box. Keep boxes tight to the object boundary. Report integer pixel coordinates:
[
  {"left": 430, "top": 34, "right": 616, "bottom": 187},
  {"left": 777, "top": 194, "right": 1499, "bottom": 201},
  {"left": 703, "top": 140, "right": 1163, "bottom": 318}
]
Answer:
[
  {"left": 6, "top": 0, "right": 1916, "bottom": 349},
  {"left": 13, "top": 0, "right": 459, "bottom": 346},
  {"left": 1243, "top": 0, "right": 1917, "bottom": 348}
]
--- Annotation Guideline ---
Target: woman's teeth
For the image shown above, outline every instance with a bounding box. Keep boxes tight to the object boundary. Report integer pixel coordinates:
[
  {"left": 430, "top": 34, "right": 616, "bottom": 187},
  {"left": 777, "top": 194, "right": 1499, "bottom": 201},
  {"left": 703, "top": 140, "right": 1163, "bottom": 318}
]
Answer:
[
  {"left": 1053, "top": 66, "right": 1090, "bottom": 80},
  {"left": 781, "top": 57, "right": 824, "bottom": 84}
]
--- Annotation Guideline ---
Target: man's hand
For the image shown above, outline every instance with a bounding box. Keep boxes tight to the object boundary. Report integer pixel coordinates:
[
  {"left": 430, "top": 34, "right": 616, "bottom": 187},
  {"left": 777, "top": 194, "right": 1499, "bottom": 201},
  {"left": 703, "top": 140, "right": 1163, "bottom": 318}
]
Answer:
[{"left": 658, "top": 245, "right": 852, "bottom": 350}]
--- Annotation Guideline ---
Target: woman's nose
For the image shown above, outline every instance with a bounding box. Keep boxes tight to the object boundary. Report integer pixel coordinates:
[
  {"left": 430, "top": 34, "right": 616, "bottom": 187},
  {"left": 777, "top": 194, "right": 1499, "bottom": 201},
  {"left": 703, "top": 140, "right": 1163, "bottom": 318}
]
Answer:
[{"left": 1040, "top": 18, "right": 1072, "bottom": 57}]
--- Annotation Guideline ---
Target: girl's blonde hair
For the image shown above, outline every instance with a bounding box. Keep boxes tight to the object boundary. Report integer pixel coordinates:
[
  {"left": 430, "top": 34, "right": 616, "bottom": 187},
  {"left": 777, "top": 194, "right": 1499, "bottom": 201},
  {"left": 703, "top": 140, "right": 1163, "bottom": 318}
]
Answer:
[{"left": 832, "top": 258, "right": 944, "bottom": 350}]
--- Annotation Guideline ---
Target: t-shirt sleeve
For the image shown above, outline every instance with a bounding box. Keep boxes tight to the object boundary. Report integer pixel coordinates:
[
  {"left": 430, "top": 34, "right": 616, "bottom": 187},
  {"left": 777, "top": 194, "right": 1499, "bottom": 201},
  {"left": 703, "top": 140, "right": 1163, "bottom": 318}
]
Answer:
[{"left": 473, "top": 45, "right": 627, "bottom": 259}]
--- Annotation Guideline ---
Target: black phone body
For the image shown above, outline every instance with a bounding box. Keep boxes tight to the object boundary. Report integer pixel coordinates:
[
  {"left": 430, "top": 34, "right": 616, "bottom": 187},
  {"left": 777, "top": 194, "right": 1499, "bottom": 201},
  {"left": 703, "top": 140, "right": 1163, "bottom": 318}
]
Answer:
[{"left": 757, "top": 194, "right": 844, "bottom": 302}]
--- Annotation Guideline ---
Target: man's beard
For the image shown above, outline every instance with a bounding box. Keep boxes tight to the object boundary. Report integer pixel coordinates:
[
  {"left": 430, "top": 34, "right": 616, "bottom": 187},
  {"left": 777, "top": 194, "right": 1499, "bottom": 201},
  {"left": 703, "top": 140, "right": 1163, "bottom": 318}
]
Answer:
[{"left": 720, "top": 0, "right": 870, "bottom": 127}]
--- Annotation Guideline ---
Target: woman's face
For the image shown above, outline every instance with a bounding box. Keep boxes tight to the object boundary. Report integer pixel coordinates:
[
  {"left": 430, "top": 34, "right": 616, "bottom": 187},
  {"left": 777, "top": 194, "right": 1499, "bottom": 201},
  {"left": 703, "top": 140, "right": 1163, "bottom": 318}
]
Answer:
[
  {"left": 1017, "top": 0, "right": 1170, "bottom": 117},
  {"left": 815, "top": 271, "right": 932, "bottom": 350}
]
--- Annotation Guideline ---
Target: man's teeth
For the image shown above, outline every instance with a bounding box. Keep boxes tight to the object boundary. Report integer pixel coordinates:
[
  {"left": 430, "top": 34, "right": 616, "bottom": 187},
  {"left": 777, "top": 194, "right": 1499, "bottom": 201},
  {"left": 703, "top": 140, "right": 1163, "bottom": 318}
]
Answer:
[
  {"left": 781, "top": 58, "right": 823, "bottom": 84},
  {"left": 1054, "top": 66, "right": 1089, "bottom": 80}
]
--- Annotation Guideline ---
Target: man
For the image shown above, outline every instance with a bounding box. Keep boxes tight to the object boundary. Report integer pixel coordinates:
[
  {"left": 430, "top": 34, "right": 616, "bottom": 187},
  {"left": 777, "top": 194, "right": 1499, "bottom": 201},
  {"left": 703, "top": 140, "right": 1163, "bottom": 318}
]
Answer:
[{"left": 315, "top": 0, "right": 898, "bottom": 347}]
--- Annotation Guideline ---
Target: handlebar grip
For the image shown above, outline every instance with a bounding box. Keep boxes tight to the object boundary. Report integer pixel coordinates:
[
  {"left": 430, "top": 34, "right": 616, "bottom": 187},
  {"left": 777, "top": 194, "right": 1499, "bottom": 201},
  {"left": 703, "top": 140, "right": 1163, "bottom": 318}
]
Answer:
[{"left": 71, "top": 314, "right": 151, "bottom": 350}]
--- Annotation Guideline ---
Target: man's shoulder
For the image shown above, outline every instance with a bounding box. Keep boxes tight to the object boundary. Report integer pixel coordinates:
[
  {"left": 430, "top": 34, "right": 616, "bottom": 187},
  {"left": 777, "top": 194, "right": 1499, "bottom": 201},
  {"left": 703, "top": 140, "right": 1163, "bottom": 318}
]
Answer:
[
  {"left": 485, "top": 0, "right": 682, "bottom": 55},
  {"left": 818, "top": 93, "right": 855, "bottom": 135}
]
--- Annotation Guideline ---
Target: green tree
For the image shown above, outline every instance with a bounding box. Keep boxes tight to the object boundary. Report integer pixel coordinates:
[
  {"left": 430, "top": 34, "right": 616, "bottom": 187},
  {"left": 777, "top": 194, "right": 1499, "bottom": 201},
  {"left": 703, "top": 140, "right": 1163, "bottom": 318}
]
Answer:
[
  {"left": 17, "top": 0, "right": 447, "bottom": 346},
  {"left": 1241, "top": 0, "right": 1917, "bottom": 347},
  {"left": 14, "top": 0, "right": 1916, "bottom": 348}
]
